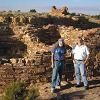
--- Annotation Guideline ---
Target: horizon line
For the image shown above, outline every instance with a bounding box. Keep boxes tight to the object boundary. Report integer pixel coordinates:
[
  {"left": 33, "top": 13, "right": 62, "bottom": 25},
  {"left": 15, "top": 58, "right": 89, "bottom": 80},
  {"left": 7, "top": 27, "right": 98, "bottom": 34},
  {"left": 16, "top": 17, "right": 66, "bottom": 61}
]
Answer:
[{"left": 0, "top": 6, "right": 100, "bottom": 15}]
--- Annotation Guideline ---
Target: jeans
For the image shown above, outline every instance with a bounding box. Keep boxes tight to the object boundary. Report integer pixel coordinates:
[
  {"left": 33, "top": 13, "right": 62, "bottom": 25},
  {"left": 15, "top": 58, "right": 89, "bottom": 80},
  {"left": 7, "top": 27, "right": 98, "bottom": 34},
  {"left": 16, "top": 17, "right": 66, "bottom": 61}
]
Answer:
[
  {"left": 51, "top": 60, "right": 64, "bottom": 88},
  {"left": 74, "top": 60, "right": 88, "bottom": 86}
]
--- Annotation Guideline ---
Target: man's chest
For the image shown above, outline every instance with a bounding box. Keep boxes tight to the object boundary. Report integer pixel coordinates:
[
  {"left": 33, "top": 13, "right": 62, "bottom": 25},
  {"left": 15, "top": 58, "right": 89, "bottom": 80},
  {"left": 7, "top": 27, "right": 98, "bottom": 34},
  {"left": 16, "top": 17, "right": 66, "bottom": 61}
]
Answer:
[
  {"left": 55, "top": 48, "right": 65, "bottom": 54},
  {"left": 75, "top": 46, "right": 86, "bottom": 54}
]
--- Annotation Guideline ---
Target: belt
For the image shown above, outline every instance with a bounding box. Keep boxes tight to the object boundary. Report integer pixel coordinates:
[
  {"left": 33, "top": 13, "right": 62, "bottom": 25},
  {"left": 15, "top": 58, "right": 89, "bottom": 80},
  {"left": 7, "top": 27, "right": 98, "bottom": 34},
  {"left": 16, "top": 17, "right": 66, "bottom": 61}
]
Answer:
[
  {"left": 75, "top": 59, "right": 83, "bottom": 61},
  {"left": 55, "top": 60, "right": 64, "bottom": 61}
]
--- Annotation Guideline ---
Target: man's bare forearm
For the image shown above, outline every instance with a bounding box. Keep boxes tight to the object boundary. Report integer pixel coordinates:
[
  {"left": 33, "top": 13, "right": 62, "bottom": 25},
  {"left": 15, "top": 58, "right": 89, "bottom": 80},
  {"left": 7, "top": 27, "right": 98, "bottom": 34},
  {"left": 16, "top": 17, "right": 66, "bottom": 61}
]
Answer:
[
  {"left": 71, "top": 53, "right": 76, "bottom": 63},
  {"left": 84, "top": 55, "right": 89, "bottom": 64},
  {"left": 51, "top": 53, "right": 54, "bottom": 68}
]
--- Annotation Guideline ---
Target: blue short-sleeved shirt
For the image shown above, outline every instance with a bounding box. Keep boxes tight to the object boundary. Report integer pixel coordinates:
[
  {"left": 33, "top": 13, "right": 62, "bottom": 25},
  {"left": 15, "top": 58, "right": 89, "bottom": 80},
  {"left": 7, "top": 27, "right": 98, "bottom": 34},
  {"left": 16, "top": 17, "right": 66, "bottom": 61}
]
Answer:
[{"left": 51, "top": 46, "right": 66, "bottom": 61}]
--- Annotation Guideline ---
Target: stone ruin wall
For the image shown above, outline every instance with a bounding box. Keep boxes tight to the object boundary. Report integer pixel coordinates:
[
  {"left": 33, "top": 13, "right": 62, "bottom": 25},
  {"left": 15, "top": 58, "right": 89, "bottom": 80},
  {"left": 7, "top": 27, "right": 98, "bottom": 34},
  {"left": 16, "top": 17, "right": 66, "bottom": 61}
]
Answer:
[
  {"left": 0, "top": 12, "right": 100, "bottom": 93},
  {"left": 50, "top": 6, "right": 69, "bottom": 16}
]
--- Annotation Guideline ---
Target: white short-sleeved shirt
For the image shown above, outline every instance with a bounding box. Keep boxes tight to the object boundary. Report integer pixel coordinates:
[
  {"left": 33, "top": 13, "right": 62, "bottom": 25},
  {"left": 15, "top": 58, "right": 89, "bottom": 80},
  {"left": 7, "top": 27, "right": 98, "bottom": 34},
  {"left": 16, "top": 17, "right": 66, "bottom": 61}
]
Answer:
[{"left": 72, "top": 44, "right": 90, "bottom": 60}]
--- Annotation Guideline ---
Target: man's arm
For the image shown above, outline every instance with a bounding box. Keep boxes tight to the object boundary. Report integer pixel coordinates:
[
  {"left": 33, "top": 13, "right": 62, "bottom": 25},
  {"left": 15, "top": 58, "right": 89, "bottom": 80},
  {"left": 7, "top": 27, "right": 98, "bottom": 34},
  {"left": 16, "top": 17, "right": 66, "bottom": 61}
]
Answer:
[
  {"left": 71, "top": 53, "right": 76, "bottom": 64},
  {"left": 51, "top": 53, "right": 54, "bottom": 68},
  {"left": 71, "top": 45, "right": 76, "bottom": 64},
  {"left": 84, "top": 46, "right": 90, "bottom": 64},
  {"left": 83, "top": 54, "right": 89, "bottom": 65}
]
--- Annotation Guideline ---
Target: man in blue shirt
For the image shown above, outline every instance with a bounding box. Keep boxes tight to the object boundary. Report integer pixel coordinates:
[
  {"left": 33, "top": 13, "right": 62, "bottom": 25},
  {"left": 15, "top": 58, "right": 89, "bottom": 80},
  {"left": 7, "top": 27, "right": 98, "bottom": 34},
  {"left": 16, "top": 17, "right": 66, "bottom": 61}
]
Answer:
[{"left": 51, "top": 38, "right": 66, "bottom": 93}]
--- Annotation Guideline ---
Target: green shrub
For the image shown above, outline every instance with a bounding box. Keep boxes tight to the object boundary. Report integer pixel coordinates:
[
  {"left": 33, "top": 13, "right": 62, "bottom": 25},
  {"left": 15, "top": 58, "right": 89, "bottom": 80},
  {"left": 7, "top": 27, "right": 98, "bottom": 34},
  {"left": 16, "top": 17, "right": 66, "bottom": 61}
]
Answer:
[
  {"left": 29, "top": 9, "right": 37, "bottom": 13},
  {"left": 4, "top": 82, "right": 26, "bottom": 100},
  {"left": 92, "top": 15, "right": 100, "bottom": 19},
  {"left": 4, "top": 82, "right": 39, "bottom": 100},
  {"left": 69, "top": 13, "right": 76, "bottom": 16}
]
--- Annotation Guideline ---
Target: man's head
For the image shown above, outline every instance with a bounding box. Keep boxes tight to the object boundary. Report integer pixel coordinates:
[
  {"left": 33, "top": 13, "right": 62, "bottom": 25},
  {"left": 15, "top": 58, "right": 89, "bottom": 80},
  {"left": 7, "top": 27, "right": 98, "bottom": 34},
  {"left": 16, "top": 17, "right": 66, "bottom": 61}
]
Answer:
[
  {"left": 77, "top": 36, "right": 84, "bottom": 45},
  {"left": 58, "top": 38, "right": 64, "bottom": 47}
]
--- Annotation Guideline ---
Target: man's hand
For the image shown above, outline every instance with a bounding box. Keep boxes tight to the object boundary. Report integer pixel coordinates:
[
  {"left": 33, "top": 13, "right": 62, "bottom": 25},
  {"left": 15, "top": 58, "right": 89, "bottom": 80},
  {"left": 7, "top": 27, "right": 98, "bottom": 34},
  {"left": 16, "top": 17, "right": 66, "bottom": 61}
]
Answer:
[
  {"left": 51, "top": 64, "right": 54, "bottom": 68},
  {"left": 83, "top": 60, "right": 86, "bottom": 64},
  {"left": 83, "top": 60, "right": 87, "bottom": 65},
  {"left": 73, "top": 59, "right": 76, "bottom": 64}
]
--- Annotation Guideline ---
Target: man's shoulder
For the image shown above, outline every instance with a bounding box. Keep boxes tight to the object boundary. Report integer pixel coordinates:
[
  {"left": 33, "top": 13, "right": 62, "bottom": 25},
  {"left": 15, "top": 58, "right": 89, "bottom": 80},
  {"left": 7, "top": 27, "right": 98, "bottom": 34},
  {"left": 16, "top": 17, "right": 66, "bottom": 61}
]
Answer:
[
  {"left": 82, "top": 45, "right": 88, "bottom": 48},
  {"left": 73, "top": 44, "right": 78, "bottom": 48}
]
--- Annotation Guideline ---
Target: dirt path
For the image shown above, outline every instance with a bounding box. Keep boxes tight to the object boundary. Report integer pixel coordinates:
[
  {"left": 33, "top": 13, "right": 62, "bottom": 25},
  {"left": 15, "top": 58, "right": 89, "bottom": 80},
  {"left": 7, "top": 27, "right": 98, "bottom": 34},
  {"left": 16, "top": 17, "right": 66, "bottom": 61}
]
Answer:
[
  {"left": 0, "top": 77, "right": 99, "bottom": 100},
  {"left": 37, "top": 77, "right": 100, "bottom": 100}
]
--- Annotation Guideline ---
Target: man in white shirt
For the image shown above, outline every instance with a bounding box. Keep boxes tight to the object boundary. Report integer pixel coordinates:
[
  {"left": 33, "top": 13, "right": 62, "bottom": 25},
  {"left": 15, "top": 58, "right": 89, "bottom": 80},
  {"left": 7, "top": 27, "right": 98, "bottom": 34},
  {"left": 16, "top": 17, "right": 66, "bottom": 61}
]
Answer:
[{"left": 72, "top": 37, "right": 90, "bottom": 90}]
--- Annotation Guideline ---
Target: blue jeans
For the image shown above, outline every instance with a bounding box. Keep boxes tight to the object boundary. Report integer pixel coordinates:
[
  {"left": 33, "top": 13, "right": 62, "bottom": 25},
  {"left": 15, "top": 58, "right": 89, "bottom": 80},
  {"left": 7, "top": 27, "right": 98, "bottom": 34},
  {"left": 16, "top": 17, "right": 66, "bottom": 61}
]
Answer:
[
  {"left": 51, "top": 60, "right": 64, "bottom": 88},
  {"left": 74, "top": 60, "right": 88, "bottom": 86}
]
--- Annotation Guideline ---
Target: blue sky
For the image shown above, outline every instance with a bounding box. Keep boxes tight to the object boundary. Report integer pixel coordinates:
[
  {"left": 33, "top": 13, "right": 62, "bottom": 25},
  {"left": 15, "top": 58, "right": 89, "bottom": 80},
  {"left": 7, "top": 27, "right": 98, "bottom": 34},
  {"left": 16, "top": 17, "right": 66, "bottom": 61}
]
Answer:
[{"left": 0, "top": 0, "right": 100, "bottom": 15}]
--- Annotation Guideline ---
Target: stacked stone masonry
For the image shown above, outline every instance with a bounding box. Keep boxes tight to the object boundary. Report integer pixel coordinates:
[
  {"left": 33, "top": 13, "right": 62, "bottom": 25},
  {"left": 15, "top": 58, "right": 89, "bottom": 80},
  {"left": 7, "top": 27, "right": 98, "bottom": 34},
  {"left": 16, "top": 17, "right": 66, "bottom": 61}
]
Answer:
[{"left": 0, "top": 11, "right": 100, "bottom": 93}]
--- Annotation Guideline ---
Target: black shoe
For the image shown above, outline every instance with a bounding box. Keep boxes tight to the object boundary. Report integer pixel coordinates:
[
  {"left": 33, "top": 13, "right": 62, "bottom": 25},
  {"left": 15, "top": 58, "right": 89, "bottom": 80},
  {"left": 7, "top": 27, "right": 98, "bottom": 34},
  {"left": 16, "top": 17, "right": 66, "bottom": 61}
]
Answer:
[
  {"left": 84, "top": 86, "right": 89, "bottom": 90},
  {"left": 75, "top": 84, "right": 81, "bottom": 88}
]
